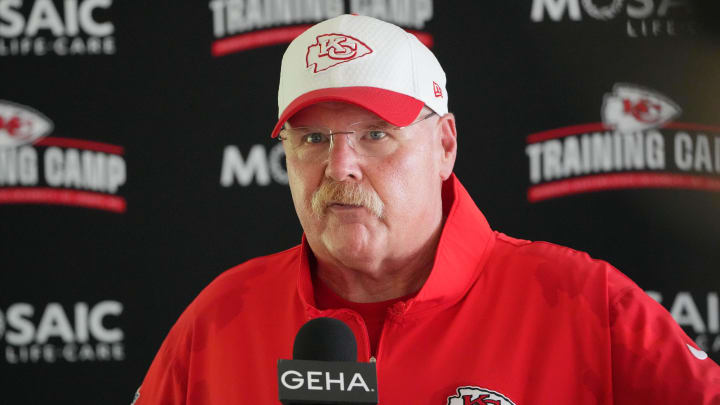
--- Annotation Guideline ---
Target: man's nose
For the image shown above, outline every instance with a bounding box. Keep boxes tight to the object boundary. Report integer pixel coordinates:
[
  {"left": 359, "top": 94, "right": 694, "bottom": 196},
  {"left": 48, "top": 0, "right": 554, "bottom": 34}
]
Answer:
[{"left": 325, "top": 133, "right": 363, "bottom": 182}]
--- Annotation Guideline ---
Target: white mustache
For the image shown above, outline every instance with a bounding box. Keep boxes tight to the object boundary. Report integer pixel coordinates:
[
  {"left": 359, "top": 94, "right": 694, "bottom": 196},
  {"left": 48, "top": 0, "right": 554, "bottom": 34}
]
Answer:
[{"left": 311, "top": 180, "right": 384, "bottom": 218}]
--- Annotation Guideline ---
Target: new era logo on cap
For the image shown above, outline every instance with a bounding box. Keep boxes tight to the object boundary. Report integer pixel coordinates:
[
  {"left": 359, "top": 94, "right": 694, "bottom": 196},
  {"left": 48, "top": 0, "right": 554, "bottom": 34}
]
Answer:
[
  {"left": 306, "top": 34, "right": 373, "bottom": 73},
  {"left": 433, "top": 81, "right": 443, "bottom": 98}
]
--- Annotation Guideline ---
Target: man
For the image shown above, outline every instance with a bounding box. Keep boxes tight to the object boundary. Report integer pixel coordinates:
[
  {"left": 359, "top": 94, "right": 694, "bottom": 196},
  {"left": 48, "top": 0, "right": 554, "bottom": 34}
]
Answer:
[{"left": 135, "top": 15, "right": 720, "bottom": 404}]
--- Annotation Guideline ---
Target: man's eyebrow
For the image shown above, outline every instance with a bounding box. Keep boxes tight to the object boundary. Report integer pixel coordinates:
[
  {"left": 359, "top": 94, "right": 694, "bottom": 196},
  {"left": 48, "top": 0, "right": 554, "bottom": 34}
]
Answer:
[{"left": 356, "top": 119, "right": 393, "bottom": 128}]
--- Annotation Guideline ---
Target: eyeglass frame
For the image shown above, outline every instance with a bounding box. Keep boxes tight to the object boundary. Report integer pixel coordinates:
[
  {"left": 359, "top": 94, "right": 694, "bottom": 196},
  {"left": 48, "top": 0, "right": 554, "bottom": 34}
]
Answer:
[{"left": 277, "top": 111, "right": 438, "bottom": 160}]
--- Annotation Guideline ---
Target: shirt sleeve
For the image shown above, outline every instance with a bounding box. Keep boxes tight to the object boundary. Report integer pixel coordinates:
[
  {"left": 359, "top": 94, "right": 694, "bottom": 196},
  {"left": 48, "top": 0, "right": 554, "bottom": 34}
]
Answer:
[
  {"left": 132, "top": 304, "right": 195, "bottom": 405},
  {"left": 609, "top": 279, "right": 720, "bottom": 403}
]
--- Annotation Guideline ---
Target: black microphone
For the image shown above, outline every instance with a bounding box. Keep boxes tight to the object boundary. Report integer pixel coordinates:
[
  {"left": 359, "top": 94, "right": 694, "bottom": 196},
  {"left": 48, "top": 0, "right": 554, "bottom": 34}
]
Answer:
[{"left": 278, "top": 317, "right": 379, "bottom": 404}]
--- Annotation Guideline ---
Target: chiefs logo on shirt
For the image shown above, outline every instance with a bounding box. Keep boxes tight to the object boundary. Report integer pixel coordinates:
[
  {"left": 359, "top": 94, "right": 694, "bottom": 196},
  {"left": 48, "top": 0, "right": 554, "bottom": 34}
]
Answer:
[
  {"left": 447, "top": 386, "right": 516, "bottom": 405},
  {"left": 306, "top": 34, "right": 373, "bottom": 73}
]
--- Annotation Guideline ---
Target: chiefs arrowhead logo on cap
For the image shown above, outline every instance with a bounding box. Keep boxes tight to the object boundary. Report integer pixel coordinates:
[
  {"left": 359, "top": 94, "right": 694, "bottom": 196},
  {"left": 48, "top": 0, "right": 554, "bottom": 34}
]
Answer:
[{"left": 306, "top": 33, "right": 373, "bottom": 73}]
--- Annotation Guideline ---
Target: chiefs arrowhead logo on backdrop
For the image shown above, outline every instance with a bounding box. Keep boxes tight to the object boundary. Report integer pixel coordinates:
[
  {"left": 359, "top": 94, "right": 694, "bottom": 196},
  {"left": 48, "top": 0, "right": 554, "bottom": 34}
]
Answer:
[
  {"left": 447, "top": 386, "right": 516, "bottom": 405},
  {"left": 601, "top": 84, "right": 681, "bottom": 132},
  {"left": 306, "top": 34, "right": 373, "bottom": 73},
  {"left": 0, "top": 100, "right": 53, "bottom": 148}
]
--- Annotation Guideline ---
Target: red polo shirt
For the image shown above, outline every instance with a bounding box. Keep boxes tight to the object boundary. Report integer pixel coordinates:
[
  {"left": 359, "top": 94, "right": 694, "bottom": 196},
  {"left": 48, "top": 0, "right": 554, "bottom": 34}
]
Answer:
[{"left": 134, "top": 174, "right": 720, "bottom": 404}]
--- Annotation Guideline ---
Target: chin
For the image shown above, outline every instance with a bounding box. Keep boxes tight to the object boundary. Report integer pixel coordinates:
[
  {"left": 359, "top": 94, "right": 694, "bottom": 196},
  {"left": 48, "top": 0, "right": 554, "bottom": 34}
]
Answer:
[{"left": 321, "top": 226, "right": 379, "bottom": 266}]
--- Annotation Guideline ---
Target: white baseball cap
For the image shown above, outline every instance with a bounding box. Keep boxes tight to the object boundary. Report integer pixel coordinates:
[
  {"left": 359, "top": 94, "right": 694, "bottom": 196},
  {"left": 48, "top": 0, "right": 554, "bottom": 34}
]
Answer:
[{"left": 271, "top": 14, "right": 448, "bottom": 138}]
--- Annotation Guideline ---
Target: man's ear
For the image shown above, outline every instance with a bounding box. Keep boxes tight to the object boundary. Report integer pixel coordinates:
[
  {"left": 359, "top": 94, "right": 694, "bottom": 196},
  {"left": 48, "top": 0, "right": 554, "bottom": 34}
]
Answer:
[{"left": 437, "top": 113, "right": 457, "bottom": 180}]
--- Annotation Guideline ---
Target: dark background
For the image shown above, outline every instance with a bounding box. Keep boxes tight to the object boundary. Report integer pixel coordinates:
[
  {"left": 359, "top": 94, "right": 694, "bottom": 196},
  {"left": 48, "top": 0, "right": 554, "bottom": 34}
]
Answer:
[{"left": 1, "top": 1, "right": 719, "bottom": 403}]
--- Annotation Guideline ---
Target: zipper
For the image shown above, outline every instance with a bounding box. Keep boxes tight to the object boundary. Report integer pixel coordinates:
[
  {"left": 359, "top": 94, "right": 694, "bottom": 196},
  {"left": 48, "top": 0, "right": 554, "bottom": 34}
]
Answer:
[
  {"left": 346, "top": 311, "right": 372, "bottom": 362},
  {"left": 375, "top": 301, "right": 406, "bottom": 363}
]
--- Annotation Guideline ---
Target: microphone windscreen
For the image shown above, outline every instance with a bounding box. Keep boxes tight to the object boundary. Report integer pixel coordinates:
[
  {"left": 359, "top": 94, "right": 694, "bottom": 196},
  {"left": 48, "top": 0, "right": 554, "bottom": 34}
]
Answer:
[{"left": 292, "top": 317, "right": 357, "bottom": 361}]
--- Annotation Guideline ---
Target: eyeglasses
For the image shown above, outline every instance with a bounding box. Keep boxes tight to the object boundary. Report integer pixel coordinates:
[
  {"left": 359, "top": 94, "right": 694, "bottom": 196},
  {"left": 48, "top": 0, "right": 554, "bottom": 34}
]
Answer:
[{"left": 278, "top": 112, "right": 437, "bottom": 162}]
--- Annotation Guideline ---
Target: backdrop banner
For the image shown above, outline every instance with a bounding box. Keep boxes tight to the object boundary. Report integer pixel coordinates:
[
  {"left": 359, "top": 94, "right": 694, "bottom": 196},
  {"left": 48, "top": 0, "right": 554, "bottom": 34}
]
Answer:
[{"left": 1, "top": 1, "right": 719, "bottom": 403}]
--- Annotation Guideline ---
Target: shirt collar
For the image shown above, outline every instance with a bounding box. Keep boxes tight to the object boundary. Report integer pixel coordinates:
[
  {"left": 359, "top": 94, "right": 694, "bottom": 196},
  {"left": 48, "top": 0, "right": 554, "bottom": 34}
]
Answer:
[{"left": 297, "top": 173, "right": 495, "bottom": 317}]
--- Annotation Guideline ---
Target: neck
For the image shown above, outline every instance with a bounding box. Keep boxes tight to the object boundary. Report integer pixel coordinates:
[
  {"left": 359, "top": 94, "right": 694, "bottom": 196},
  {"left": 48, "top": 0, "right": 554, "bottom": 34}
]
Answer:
[{"left": 312, "top": 218, "right": 444, "bottom": 303}]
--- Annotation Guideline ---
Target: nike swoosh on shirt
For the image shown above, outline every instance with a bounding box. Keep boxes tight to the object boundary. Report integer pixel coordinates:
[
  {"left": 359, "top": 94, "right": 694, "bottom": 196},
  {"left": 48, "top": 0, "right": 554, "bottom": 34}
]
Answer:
[{"left": 687, "top": 343, "right": 709, "bottom": 360}]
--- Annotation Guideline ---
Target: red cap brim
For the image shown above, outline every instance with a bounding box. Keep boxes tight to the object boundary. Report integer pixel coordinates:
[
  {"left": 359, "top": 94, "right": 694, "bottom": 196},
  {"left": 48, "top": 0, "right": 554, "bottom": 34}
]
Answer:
[{"left": 271, "top": 87, "right": 424, "bottom": 138}]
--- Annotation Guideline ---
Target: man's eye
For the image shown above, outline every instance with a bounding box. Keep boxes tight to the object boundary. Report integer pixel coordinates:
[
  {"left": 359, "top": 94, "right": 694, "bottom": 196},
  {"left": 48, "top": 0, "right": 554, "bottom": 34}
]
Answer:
[
  {"left": 303, "top": 132, "right": 327, "bottom": 144},
  {"left": 366, "top": 130, "right": 387, "bottom": 141}
]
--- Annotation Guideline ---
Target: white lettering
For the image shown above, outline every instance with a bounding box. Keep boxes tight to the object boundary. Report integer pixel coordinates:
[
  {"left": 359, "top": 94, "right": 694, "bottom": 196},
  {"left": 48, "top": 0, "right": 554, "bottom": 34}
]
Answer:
[
  {"left": 526, "top": 143, "right": 542, "bottom": 184},
  {"left": 78, "top": 0, "right": 113, "bottom": 36},
  {"left": 26, "top": 0, "right": 65, "bottom": 36},
  {"left": 3, "top": 301, "right": 124, "bottom": 348},
  {"left": 674, "top": 132, "right": 693, "bottom": 170},
  {"left": 0, "top": 147, "right": 18, "bottom": 185},
  {"left": 0, "top": 34, "right": 113, "bottom": 55},
  {"left": 307, "top": 370, "right": 322, "bottom": 390},
  {"left": 88, "top": 300, "right": 123, "bottom": 342},
  {"left": 694, "top": 134, "right": 712, "bottom": 172},
  {"left": 43, "top": 148, "right": 126, "bottom": 192},
  {"left": 670, "top": 292, "right": 706, "bottom": 333},
  {"left": 44, "top": 146, "right": 64, "bottom": 186},
  {"left": 622, "top": 132, "right": 644, "bottom": 169},
  {"left": 562, "top": 135, "right": 582, "bottom": 177},
  {"left": 75, "top": 302, "right": 89, "bottom": 342},
  {"left": 0, "top": 0, "right": 23, "bottom": 37},
  {"left": 18, "top": 141, "right": 38, "bottom": 184},
  {"left": 531, "top": 0, "right": 582, "bottom": 22},
  {"left": 82, "top": 151, "right": 105, "bottom": 191},
  {"left": 245, "top": 0, "right": 263, "bottom": 28},
  {"left": 5, "top": 303, "right": 34, "bottom": 345},
  {"left": 106, "top": 154, "right": 125, "bottom": 193},
  {"left": 69, "top": 35, "right": 85, "bottom": 53},
  {"left": 281, "top": 370, "right": 304, "bottom": 390},
  {"left": 220, "top": 145, "right": 271, "bottom": 186},
  {"left": 209, "top": 0, "right": 225, "bottom": 37},
  {"left": 542, "top": 139, "right": 563, "bottom": 181},
  {"left": 526, "top": 130, "right": 675, "bottom": 183},
  {"left": 78, "top": 342, "right": 95, "bottom": 361},
  {"left": 349, "top": 0, "right": 432, "bottom": 28},
  {"left": 63, "top": 148, "right": 83, "bottom": 187},
  {"left": 4, "top": 342, "right": 125, "bottom": 363},
  {"left": 36, "top": 303, "right": 75, "bottom": 343},
  {"left": 0, "top": 0, "right": 113, "bottom": 38},
  {"left": 211, "top": 0, "right": 348, "bottom": 37},
  {"left": 646, "top": 130, "right": 665, "bottom": 169},
  {"left": 709, "top": 292, "right": 719, "bottom": 334},
  {"left": 612, "top": 132, "right": 623, "bottom": 170},
  {"left": 65, "top": 0, "right": 79, "bottom": 35},
  {"left": 326, "top": 371, "right": 344, "bottom": 391},
  {"left": 591, "top": 132, "right": 614, "bottom": 172},
  {"left": 347, "top": 372, "right": 370, "bottom": 392}
]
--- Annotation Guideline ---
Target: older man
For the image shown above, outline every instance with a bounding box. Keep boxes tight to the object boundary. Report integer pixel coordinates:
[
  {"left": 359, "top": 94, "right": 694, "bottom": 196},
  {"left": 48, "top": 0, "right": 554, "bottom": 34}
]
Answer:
[{"left": 135, "top": 15, "right": 720, "bottom": 404}]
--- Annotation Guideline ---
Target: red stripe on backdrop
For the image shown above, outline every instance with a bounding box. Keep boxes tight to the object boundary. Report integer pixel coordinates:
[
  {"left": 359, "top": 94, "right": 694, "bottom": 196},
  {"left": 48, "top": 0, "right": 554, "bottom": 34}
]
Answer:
[
  {"left": 34, "top": 137, "right": 125, "bottom": 155},
  {"left": 662, "top": 122, "right": 720, "bottom": 133},
  {"left": 211, "top": 26, "right": 435, "bottom": 57},
  {"left": 212, "top": 25, "right": 312, "bottom": 56},
  {"left": 526, "top": 123, "right": 608, "bottom": 144},
  {"left": 527, "top": 121, "right": 720, "bottom": 144},
  {"left": 527, "top": 172, "right": 720, "bottom": 203},
  {"left": 0, "top": 188, "right": 127, "bottom": 213}
]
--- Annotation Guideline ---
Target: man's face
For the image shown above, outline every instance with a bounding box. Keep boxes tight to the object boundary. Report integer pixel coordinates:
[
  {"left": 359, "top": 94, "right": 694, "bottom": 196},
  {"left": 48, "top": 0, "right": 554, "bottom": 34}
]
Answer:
[{"left": 283, "top": 102, "right": 456, "bottom": 274}]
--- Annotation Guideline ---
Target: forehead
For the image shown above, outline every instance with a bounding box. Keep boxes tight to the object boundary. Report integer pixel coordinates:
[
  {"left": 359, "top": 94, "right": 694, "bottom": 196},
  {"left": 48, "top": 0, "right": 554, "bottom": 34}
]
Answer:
[{"left": 287, "top": 102, "right": 386, "bottom": 127}]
